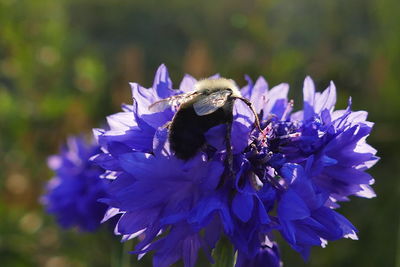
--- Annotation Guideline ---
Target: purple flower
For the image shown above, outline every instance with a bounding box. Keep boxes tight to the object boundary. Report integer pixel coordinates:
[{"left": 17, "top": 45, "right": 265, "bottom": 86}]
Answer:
[
  {"left": 277, "top": 162, "right": 357, "bottom": 259},
  {"left": 262, "top": 77, "right": 379, "bottom": 205},
  {"left": 94, "top": 64, "right": 378, "bottom": 266},
  {"left": 42, "top": 137, "right": 108, "bottom": 231}
]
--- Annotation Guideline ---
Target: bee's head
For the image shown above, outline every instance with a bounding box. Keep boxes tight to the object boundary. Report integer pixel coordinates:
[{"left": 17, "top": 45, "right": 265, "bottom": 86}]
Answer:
[{"left": 195, "top": 78, "right": 242, "bottom": 97}]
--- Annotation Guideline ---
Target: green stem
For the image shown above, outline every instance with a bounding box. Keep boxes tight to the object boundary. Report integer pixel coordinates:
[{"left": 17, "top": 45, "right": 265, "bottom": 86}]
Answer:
[
  {"left": 121, "top": 240, "right": 133, "bottom": 267},
  {"left": 110, "top": 239, "right": 120, "bottom": 267},
  {"left": 213, "top": 237, "right": 236, "bottom": 267}
]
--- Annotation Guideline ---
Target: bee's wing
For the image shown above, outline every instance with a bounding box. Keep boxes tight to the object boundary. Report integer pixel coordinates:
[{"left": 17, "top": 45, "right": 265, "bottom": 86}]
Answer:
[
  {"left": 148, "top": 92, "right": 199, "bottom": 112},
  {"left": 193, "top": 89, "right": 232, "bottom": 116}
]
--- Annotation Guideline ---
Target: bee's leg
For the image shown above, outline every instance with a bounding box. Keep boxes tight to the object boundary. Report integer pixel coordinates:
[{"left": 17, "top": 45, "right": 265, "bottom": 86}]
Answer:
[
  {"left": 236, "top": 97, "right": 262, "bottom": 132},
  {"left": 225, "top": 121, "right": 234, "bottom": 178},
  {"left": 163, "top": 121, "right": 172, "bottom": 129}
]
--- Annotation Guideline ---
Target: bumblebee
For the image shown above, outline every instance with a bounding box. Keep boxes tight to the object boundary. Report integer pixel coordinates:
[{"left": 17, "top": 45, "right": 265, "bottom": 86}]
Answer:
[{"left": 149, "top": 78, "right": 261, "bottom": 166}]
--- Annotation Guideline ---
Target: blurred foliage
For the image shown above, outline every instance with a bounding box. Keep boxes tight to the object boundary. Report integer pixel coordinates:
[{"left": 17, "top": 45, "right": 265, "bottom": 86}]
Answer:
[{"left": 0, "top": 0, "right": 399, "bottom": 266}]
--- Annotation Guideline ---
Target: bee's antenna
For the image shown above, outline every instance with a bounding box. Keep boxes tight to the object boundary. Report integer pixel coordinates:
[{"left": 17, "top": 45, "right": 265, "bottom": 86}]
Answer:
[{"left": 236, "top": 97, "right": 262, "bottom": 132}]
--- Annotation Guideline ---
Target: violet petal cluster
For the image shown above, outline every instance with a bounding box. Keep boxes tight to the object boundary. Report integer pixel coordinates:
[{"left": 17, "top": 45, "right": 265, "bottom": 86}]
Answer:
[
  {"left": 42, "top": 137, "right": 108, "bottom": 231},
  {"left": 93, "top": 65, "right": 378, "bottom": 266}
]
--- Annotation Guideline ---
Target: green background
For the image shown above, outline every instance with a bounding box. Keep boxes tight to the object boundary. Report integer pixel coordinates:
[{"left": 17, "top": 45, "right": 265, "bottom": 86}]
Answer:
[{"left": 0, "top": 0, "right": 399, "bottom": 266}]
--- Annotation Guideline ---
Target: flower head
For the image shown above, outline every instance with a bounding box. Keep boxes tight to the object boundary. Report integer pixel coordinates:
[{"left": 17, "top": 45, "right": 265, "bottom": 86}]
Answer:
[
  {"left": 42, "top": 137, "right": 108, "bottom": 231},
  {"left": 94, "top": 65, "right": 378, "bottom": 266},
  {"left": 259, "top": 77, "right": 378, "bottom": 205}
]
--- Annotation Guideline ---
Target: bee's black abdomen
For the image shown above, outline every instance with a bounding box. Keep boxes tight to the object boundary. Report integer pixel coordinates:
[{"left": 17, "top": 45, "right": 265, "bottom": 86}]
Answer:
[
  {"left": 169, "top": 102, "right": 233, "bottom": 160},
  {"left": 169, "top": 111, "right": 205, "bottom": 159}
]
